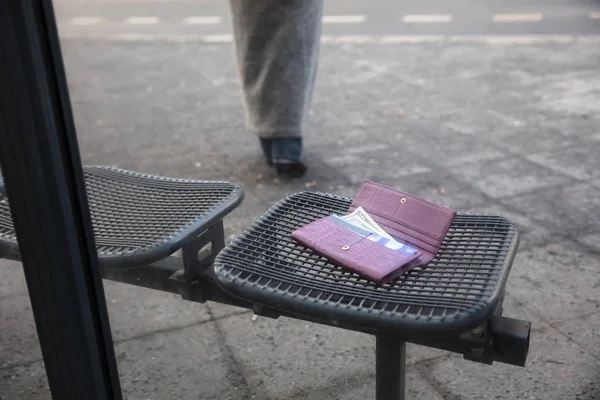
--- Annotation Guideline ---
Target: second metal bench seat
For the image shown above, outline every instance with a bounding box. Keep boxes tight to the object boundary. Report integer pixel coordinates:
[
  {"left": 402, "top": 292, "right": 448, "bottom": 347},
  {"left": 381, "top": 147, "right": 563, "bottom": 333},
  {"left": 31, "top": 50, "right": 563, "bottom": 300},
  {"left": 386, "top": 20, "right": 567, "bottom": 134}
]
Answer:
[
  {"left": 0, "top": 165, "right": 243, "bottom": 268},
  {"left": 213, "top": 191, "right": 531, "bottom": 399}
]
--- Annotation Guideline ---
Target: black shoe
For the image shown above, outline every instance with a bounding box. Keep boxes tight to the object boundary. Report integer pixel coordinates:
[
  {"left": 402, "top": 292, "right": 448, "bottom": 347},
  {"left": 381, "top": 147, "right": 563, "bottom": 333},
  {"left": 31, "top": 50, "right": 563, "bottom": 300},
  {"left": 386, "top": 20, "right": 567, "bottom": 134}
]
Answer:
[
  {"left": 274, "top": 162, "right": 307, "bottom": 179},
  {"left": 259, "top": 138, "right": 273, "bottom": 165}
]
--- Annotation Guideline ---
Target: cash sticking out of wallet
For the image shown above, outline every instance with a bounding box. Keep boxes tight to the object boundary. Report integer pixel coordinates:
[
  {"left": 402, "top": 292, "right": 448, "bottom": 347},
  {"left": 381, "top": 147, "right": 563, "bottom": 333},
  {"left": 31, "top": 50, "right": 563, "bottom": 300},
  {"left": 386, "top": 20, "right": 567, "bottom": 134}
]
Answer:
[{"left": 340, "top": 206, "right": 394, "bottom": 240}]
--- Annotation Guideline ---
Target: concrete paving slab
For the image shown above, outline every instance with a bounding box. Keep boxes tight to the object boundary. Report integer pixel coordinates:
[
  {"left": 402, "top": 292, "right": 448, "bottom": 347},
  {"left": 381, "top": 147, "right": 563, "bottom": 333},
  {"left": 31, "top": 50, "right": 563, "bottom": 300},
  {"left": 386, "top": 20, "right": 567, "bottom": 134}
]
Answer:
[
  {"left": 418, "top": 325, "right": 600, "bottom": 400},
  {"left": 437, "top": 111, "right": 499, "bottom": 139},
  {"left": 114, "top": 322, "right": 242, "bottom": 400},
  {"left": 505, "top": 241, "right": 600, "bottom": 324},
  {"left": 381, "top": 121, "right": 510, "bottom": 169},
  {"left": 1, "top": 322, "right": 242, "bottom": 400},
  {"left": 324, "top": 149, "right": 433, "bottom": 185},
  {"left": 217, "top": 314, "right": 375, "bottom": 399},
  {"left": 103, "top": 280, "right": 211, "bottom": 341},
  {"left": 0, "top": 261, "right": 27, "bottom": 300},
  {"left": 0, "top": 282, "right": 213, "bottom": 369},
  {"left": 232, "top": 153, "right": 343, "bottom": 198},
  {"left": 0, "top": 362, "right": 50, "bottom": 400},
  {"left": 537, "top": 116, "right": 600, "bottom": 140},
  {"left": 218, "top": 315, "right": 447, "bottom": 399},
  {"left": 206, "top": 303, "right": 251, "bottom": 322},
  {"left": 448, "top": 156, "right": 573, "bottom": 199},
  {"left": 487, "top": 120, "right": 587, "bottom": 155},
  {"left": 499, "top": 183, "right": 600, "bottom": 234},
  {"left": 554, "top": 312, "right": 600, "bottom": 361},
  {"left": 218, "top": 313, "right": 447, "bottom": 399},
  {"left": 526, "top": 143, "right": 600, "bottom": 180},
  {"left": 0, "top": 295, "right": 40, "bottom": 369},
  {"left": 500, "top": 293, "right": 549, "bottom": 330},
  {"left": 288, "top": 367, "right": 444, "bottom": 400},
  {"left": 243, "top": 164, "right": 348, "bottom": 208},
  {"left": 531, "top": 70, "right": 600, "bottom": 117},
  {"left": 578, "top": 233, "right": 600, "bottom": 252}
]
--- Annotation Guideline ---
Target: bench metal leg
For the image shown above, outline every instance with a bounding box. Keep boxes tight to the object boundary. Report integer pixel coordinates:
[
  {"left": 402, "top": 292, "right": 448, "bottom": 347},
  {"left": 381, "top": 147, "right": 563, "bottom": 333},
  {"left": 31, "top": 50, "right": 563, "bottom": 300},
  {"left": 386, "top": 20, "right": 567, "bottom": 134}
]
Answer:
[{"left": 376, "top": 335, "right": 406, "bottom": 400}]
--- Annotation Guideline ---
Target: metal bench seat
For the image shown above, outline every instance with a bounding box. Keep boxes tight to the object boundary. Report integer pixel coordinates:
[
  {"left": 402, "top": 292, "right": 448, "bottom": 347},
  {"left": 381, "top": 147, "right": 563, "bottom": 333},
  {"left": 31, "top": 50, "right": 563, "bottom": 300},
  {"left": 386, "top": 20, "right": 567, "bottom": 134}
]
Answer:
[
  {"left": 213, "top": 191, "right": 529, "bottom": 399},
  {"left": 214, "top": 191, "right": 518, "bottom": 337},
  {"left": 0, "top": 166, "right": 243, "bottom": 267}
]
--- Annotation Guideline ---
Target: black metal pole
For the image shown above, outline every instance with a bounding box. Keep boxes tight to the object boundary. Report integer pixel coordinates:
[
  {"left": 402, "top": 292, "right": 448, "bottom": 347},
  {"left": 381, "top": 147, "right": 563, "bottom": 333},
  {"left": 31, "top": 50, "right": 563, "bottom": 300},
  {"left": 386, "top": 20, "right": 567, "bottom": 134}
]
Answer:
[
  {"left": 0, "top": 1, "right": 122, "bottom": 399},
  {"left": 376, "top": 335, "right": 406, "bottom": 400}
]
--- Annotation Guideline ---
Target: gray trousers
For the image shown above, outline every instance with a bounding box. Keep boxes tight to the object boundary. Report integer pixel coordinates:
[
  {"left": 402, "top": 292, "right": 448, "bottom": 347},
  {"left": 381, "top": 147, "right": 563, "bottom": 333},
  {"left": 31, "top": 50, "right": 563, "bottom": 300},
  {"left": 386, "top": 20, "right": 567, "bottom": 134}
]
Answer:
[{"left": 229, "top": 0, "right": 323, "bottom": 139}]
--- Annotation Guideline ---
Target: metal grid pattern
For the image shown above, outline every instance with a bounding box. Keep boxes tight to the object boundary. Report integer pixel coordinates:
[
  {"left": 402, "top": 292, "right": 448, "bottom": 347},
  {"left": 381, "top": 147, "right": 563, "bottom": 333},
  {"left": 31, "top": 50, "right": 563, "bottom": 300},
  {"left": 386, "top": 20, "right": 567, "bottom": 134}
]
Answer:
[
  {"left": 0, "top": 166, "right": 241, "bottom": 265},
  {"left": 214, "top": 191, "right": 518, "bottom": 333}
]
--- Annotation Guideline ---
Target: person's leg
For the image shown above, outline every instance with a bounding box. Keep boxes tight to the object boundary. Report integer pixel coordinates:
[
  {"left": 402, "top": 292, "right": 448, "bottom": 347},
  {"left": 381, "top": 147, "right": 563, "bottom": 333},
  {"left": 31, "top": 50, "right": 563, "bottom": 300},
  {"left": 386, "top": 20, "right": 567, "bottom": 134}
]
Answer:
[{"left": 229, "top": 0, "right": 323, "bottom": 177}]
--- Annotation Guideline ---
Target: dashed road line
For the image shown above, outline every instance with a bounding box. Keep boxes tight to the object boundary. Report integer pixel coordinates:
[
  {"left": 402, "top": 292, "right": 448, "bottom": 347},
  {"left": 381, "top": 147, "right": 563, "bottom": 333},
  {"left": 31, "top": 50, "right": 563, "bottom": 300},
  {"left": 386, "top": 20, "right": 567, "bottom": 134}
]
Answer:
[
  {"left": 320, "top": 34, "right": 443, "bottom": 44},
  {"left": 62, "top": 12, "right": 600, "bottom": 27},
  {"left": 322, "top": 15, "right": 366, "bottom": 23},
  {"left": 86, "top": 34, "right": 600, "bottom": 45},
  {"left": 70, "top": 17, "right": 104, "bottom": 25},
  {"left": 448, "top": 34, "right": 575, "bottom": 44},
  {"left": 183, "top": 16, "right": 221, "bottom": 25},
  {"left": 402, "top": 14, "right": 452, "bottom": 23},
  {"left": 492, "top": 13, "right": 543, "bottom": 23},
  {"left": 125, "top": 16, "right": 160, "bottom": 25},
  {"left": 199, "top": 34, "right": 233, "bottom": 43}
]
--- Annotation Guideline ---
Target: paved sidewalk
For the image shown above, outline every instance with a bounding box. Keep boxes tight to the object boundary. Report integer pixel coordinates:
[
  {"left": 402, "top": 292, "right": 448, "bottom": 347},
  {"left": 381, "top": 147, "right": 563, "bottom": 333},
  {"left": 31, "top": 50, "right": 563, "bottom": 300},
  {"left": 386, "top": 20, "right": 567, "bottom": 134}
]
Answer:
[{"left": 1, "top": 38, "right": 600, "bottom": 399}]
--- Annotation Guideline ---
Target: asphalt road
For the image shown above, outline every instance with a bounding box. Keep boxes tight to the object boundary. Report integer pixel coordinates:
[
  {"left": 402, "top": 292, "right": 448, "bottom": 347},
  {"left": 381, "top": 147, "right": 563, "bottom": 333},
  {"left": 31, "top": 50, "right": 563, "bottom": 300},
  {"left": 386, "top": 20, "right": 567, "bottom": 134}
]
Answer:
[{"left": 54, "top": 0, "right": 600, "bottom": 38}]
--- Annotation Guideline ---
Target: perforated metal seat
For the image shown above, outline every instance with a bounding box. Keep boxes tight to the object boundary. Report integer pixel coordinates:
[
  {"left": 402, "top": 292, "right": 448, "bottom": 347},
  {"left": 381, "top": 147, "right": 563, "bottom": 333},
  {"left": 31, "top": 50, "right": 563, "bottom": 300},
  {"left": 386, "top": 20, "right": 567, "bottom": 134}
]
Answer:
[
  {"left": 214, "top": 191, "right": 518, "bottom": 337},
  {"left": 0, "top": 166, "right": 243, "bottom": 267}
]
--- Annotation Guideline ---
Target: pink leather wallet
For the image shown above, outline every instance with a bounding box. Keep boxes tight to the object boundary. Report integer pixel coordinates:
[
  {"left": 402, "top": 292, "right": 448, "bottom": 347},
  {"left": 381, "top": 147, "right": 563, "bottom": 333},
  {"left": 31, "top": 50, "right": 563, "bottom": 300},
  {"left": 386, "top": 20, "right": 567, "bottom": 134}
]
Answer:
[{"left": 291, "top": 181, "right": 456, "bottom": 285}]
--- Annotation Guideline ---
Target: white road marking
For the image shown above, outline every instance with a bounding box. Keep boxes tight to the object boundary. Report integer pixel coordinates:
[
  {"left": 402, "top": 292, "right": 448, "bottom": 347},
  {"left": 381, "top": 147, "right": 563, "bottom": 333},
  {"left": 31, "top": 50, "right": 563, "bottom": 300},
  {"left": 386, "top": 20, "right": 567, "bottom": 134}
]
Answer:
[
  {"left": 492, "top": 13, "right": 543, "bottom": 22},
  {"left": 125, "top": 16, "right": 160, "bottom": 25},
  {"left": 200, "top": 34, "right": 233, "bottom": 43},
  {"left": 321, "top": 35, "right": 444, "bottom": 44},
  {"left": 63, "top": 34, "right": 600, "bottom": 45},
  {"left": 322, "top": 15, "right": 366, "bottom": 23},
  {"left": 449, "top": 34, "right": 573, "bottom": 44},
  {"left": 70, "top": 17, "right": 104, "bottom": 25},
  {"left": 183, "top": 16, "right": 221, "bottom": 25},
  {"left": 369, "top": 35, "right": 444, "bottom": 43},
  {"left": 402, "top": 14, "right": 452, "bottom": 23},
  {"left": 590, "top": 12, "right": 600, "bottom": 20}
]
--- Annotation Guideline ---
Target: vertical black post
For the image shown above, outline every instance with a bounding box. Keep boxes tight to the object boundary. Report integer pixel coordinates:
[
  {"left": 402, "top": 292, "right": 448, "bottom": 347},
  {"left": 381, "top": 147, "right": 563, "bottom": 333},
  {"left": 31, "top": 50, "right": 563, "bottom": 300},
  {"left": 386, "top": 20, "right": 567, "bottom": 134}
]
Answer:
[
  {"left": 0, "top": 1, "right": 122, "bottom": 399},
  {"left": 376, "top": 335, "right": 406, "bottom": 400}
]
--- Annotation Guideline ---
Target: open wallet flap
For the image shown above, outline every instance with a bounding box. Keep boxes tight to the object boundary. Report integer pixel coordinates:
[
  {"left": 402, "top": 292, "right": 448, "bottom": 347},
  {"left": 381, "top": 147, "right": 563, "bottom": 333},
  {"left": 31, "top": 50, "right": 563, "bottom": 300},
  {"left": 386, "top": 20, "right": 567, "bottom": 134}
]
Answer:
[{"left": 348, "top": 180, "right": 457, "bottom": 266}]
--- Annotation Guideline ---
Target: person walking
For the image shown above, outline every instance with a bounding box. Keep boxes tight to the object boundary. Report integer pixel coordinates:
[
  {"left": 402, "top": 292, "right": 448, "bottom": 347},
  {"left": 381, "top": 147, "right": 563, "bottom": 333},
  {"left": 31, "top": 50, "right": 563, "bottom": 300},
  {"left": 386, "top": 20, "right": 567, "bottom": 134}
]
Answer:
[{"left": 229, "top": 0, "right": 323, "bottom": 178}]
